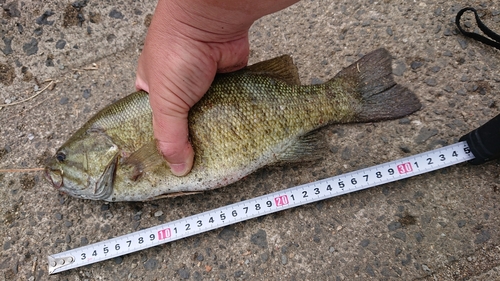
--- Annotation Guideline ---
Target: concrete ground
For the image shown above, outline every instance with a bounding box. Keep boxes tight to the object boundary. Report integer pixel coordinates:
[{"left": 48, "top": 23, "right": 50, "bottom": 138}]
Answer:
[{"left": 1, "top": 0, "right": 500, "bottom": 280}]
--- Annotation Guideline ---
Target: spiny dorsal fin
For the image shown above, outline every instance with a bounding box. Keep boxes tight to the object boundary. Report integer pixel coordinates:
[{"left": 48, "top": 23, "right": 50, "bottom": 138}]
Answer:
[
  {"left": 244, "top": 55, "right": 301, "bottom": 85},
  {"left": 122, "top": 140, "right": 165, "bottom": 181}
]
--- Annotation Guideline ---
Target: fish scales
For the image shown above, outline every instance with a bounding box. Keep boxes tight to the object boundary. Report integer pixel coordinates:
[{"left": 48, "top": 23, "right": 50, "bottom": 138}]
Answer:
[
  {"left": 192, "top": 73, "right": 356, "bottom": 165},
  {"left": 45, "top": 49, "right": 421, "bottom": 201}
]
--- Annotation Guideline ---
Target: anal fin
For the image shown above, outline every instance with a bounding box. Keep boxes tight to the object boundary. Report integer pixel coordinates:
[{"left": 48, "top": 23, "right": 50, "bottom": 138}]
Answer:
[
  {"left": 275, "top": 130, "right": 325, "bottom": 163},
  {"left": 146, "top": 191, "right": 203, "bottom": 201}
]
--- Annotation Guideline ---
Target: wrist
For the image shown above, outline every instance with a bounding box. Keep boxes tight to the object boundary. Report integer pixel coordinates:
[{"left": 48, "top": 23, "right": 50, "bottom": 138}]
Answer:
[{"left": 152, "top": 0, "right": 299, "bottom": 41}]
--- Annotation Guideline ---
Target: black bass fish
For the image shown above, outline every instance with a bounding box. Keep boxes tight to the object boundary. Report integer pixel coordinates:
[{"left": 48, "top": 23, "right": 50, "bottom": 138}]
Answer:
[{"left": 45, "top": 48, "right": 421, "bottom": 201}]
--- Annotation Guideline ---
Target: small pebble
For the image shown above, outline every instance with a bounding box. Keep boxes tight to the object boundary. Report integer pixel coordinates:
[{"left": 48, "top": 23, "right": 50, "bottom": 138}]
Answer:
[
  {"left": 398, "top": 117, "right": 410, "bottom": 124},
  {"left": 415, "top": 128, "right": 438, "bottom": 144},
  {"left": 387, "top": 221, "right": 402, "bottom": 231},
  {"left": 474, "top": 229, "right": 491, "bottom": 244},
  {"left": 34, "top": 27, "right": 43, "bottom": 36},
  {"left": 109, "top": 9, "right": 124, "bottom": 19},
  {"left": 366, "top": 264, "right": 376, "bottom": 277},
  {"left": 27, "top": 133, "right": 34, "bottom": 141},
  {"left": 281, "top": 254, "right": 288, "bottom": 265},
  {"left": 424, "top": 78, "right": 437, "bottom": 86},
  {"left": 392, "top": 61, "right": 406, "bottom": 76},
  {"left": 360, "top": 239, "right": 370, "bottom": 247},
  {"left": 178, "top": 268, "right": 190, "bottom": 279},
  {"left": 36, "top": 10, "right": 55, "bottom": 25},
  {"left": 422, "top": 264, "right": 431, "bottom": 272},
  {"left": 196, "top": 253, "right": 204, "bottom": 261},
  {"left": 80, "top": 237, "right": 89, "bottom": 246},
  {"left": 410, "top": 61, "right": 423, "bottom": 69},
  {"left": 456, "top": 88, "right": 467, "bottom": 96},
  {"left": 430, "top": 66, "right": 441, "bottom": 73},
  {"left": 250, "top": 229, "right": 268, "bottom": 249},
  {"left": 56, "top": 39, "right": 66, "bottom": 49},
  {"left": 154, "top": 210, "right": 163, "bottom": 217},
  {"left": 310, "top": 77, "right": 323, "bottom": 85},
  {"left": 144, "top": 258, "right": 159, "bottom": 270},
  {"left": 434, "top": 7, "right": 442, "bottom": 16},
  {"left": 4, "top": 99, "right": 11, "bottom": 104},
  {"left": 82, "top": 89, "right": 91, "bottom": 99},
  {"left": 395, "top": 248, "right": 402, "bottom": 256},
  {"left": 59, "top": 97, "right": 69, "bottom": 105},
  {"left": 386, "top": 27, "right": 393, "bottom": 36},
  {"left": 443, "top": 50, "right": 453, "bottom": 57},
  {"left": 341, "top": 147, "right": 351, "bottom": 160},
  {"left": 260, "top": 253, "right": 269, "bottom": 262},
  {"left": 23, "top": 38, "right": 38, "bottom": 56},
  {"left": 400, "top": 146, "right": 411, "bottom": 153},
  {"left": 457, "top": 38, "right": 468, "bottom": 49},
  {"left": 17, "top": 23, "right": 23, "bottom": 34},
  {"left": 392, "top": 231, "right": 406, "bottom": 242},
  {"left": 101, "top": 224, "right": 111, "bottom": 233}
]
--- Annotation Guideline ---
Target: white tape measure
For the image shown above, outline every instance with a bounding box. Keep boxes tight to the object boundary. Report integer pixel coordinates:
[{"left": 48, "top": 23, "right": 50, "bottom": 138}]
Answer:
[{"left": 48, "top": 141, "right": 474, "bottom": 274}]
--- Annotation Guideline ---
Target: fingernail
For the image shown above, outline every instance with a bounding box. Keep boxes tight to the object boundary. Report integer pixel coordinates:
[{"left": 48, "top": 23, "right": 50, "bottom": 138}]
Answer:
[{"left": 170, "top": 163, "right": 188, "bottom": 176}]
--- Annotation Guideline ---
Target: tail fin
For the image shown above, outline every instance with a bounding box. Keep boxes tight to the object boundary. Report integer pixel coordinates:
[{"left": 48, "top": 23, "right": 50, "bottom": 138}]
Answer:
[{"left": 334, "top": 48, "right": 421, "bottom": 122}]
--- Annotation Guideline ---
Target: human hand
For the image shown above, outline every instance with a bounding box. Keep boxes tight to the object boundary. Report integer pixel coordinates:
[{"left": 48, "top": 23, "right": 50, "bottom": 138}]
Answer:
[{"left": 136, "top": 0, "right": 299, "bottom": 176}]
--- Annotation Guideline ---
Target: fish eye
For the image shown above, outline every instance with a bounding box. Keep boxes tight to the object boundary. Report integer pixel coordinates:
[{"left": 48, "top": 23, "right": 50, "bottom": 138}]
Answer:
[{"left": 56, "top": 151, "right": 66, "bottom": 162}]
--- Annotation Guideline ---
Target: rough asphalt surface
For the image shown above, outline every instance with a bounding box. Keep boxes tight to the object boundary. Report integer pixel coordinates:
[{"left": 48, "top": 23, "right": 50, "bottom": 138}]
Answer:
[{"left": 1, "top": 0, "right": 500, "bottom": 280}]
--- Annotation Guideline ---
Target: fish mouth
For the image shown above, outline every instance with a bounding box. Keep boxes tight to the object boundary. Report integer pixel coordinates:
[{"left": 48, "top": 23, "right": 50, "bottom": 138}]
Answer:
[{"left": 45, "top": 167, "right": 63, "bottom": 189}]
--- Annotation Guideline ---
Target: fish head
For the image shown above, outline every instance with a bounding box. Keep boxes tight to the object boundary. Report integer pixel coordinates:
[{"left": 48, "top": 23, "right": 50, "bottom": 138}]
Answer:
[{"left": 45, "top": 130, "right": 119, "bottom": 200}]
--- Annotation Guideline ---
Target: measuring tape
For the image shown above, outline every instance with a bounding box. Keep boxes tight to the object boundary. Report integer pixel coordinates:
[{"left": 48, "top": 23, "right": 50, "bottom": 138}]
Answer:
[{"left": 48, "top": 140, "right": 475, "bottom": 274}]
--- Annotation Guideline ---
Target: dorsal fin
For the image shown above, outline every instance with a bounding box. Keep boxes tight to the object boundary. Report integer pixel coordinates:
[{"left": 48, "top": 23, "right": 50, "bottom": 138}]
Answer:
[
  {"left": 244, "top": 55, "right": 301, "bottom": 85},
  {"left": 122, "top": 140, "right": 165, "bottom": 181}
]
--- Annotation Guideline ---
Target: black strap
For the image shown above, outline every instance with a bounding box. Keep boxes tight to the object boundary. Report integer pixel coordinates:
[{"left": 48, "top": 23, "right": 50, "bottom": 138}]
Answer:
[{"left": 455, "top": 7, "right": 500, "bottom": 50}]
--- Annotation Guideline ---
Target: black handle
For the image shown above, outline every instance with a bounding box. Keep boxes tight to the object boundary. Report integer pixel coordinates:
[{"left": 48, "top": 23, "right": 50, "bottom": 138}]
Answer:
[
  {"left": 459, "top": 114, "right": 500, "bottom": 165},
  {"left": 455, "top": 7, "right": 500, "bottom": 50}
]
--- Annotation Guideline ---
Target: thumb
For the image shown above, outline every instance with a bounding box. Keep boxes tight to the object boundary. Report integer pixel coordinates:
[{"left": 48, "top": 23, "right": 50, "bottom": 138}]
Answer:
[{"left": 148, "top": 88, "right": 195, "bottom": 177}]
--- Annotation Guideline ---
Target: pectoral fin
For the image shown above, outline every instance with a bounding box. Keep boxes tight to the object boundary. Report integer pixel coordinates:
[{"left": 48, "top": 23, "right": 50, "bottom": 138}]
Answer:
[{"left": 122, "top": 140, "right": 165, "bottom": 181}]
